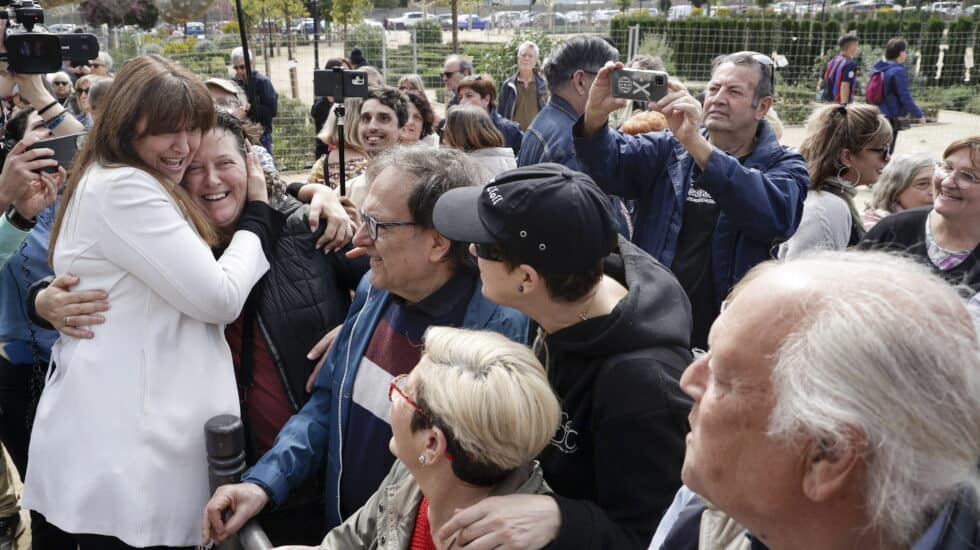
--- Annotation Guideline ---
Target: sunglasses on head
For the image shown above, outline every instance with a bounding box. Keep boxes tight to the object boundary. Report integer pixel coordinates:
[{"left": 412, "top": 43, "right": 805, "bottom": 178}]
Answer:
[{"left": 731, "top": 51, "right": 776, "bottom": 97}]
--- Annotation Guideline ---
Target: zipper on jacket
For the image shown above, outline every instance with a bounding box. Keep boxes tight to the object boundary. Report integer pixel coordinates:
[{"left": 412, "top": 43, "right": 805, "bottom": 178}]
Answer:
[{"left": 256, "top": 315, "right": 301, "bottom": 413}]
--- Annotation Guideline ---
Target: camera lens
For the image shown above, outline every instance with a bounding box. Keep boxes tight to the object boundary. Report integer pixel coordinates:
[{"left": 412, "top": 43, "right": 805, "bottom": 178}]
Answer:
[{"left": 655, "top": 75, "right": 666, "bottom": 85}]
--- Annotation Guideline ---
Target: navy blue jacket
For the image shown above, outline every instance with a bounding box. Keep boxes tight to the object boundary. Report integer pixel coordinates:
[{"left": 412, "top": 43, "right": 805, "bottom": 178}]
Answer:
[
  {"left": 497, "top": 71, "right": 548, "bottom": 123},
  {"left": 491, "top": 110, "right": 523, "bottom": 157},
  {"left": 241, "top": 273, "right": 528, "bottom": 529},
  {"left": 236, "top": 71, "right": 279, "bottom": 136},
  {"left": 871, "top": 60, "right": 924, "bottom": 119},
  {"left": 574, "top": 120, "right": 808, "bottom": 304}
]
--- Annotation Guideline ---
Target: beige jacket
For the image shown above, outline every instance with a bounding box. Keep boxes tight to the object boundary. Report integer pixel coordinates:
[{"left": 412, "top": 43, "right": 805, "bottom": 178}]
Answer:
[{"left": 320, "top": 461, "right": 549, "bottom": 550}]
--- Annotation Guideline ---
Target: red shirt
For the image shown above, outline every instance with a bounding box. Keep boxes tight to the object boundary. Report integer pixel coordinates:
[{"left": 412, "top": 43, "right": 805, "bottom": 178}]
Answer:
[
  {"left": 409, "top": 497, "right": 437, "bottom": 550},
  {"left": 226, "top": 316, "right": 294, "bottom": 456}
]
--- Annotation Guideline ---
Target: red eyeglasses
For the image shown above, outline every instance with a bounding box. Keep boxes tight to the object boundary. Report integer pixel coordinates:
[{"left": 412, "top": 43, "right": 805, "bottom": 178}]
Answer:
[{"left": 388, "top": 374, "right": 428, "bottom": 418}]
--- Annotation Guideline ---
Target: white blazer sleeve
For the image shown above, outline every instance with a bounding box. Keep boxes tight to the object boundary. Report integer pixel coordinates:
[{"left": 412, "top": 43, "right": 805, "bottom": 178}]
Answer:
[{"left": 98, "top": 170, "right": 270, "bottom": 324}]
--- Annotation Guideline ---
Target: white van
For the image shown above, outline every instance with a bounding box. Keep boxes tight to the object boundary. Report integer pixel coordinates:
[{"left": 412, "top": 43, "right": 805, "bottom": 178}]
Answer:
[{"left": 668, "top": 4, "right": 693, "bottom": 19}]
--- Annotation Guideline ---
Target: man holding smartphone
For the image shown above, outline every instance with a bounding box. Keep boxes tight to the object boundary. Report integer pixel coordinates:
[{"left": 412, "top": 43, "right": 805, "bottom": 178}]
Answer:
[{"left": 574, "top": 52, "right": 808, "bottom": 351}]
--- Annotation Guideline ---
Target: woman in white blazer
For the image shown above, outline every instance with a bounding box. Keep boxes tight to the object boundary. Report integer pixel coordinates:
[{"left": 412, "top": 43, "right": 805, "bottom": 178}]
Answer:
[{"left": 22, "top": 55, "right": 281, "bottom": 549}]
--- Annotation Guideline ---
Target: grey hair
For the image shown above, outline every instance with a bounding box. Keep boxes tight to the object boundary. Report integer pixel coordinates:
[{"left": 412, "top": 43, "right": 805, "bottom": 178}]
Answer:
[
  {"left": 870, "top": 153, "right": 936, "bottom": 212},
  {"left": 95, "top": 51, "right": 113, "bottom": 70},
  {"left": 542, "top": 35, "right": 619, "bottom": 95},
  {"left": 361, "top": 65, "right": 385, "bottom": 86},
  {"left": 87, "top": 76, "right": 114, "bottom": 113},
  {"left": 230, "top": 47, "right": 254, "bottom": 63},
  {"left": 446, "top": 54, "right": 474, "bottom": 75},
  {"left": 517, "top": 41, "right": 539, "bottom": 59},
  {"left": 712, "top": 52, "right": 773, "bottom": 107},
  {"left": 629, "top": 54, "right": 665, "bottom": 71},
  {"left": 366, "top": 146, "right": 483, "bottom": 271},
  {"left": 762, "top": 250, "right": 980, "bottom": 547}
]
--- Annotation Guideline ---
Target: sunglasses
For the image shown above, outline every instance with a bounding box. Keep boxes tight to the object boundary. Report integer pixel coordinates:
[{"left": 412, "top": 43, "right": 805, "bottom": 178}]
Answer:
[
  {"left": 441, "top": 70, "right": 459, "bottom": 79},
  {"left": 473, "top": 242, "right": 504, "bottom": 262},
  {"left": 77, "top": 88, "right": 90, "bottom": 95},
  {"left": 866, "top": 147, "right": 890, "bottom": 162},
  {"left": 731, "top": 51, "right": 776, "bottom": 97},
  {"left": 91, "top": 63, "right": 104, "bottom": 68},
  {"left": 53, "top": 81, "right": 70, "bottom": 86}
]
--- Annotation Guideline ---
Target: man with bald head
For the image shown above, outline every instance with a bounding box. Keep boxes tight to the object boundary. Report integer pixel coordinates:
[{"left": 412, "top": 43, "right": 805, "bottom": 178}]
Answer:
[{"left": 651, "top": 250, "right": 980, "bottom": 550}]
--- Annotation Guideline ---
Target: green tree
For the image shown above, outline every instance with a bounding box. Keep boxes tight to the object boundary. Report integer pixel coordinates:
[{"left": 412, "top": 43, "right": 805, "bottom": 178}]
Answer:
[
  {"left": 79, "top": 0, "right": 159, "bottom": 30},
  {"left": 157, "top": 0, "right": 216, "bottom": 25},
  {"left": 615, "top": 0, "right": 632, "bottom": 12},
  {"left": 332, "top": 0, "right": 372, "bottom": 35}
]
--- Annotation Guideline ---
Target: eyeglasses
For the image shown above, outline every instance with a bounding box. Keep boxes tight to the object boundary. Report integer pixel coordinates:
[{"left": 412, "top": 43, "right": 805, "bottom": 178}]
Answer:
[
  {"left": 91, "top": 63, "right": 104, "bottom": 68},
  {"left": 388, "top": 374, "right": 428, "bottom": 418},
  {"left": 866, "top": 147, "right": 890, "bottom": 162},
  {"left": 935, "top": 163, "right": 979, "bottom": 187},
  {"left": 473, "top": 242, "right": 504, "bottom": 262},
  {"left": 360, "top": 210, "right": 416, "bottom": 240},
  {"left": 76, "top": 88, "right": 89, "bottom": 95},
  {"left": 441, "top": 70, "right": 460, "bottom": 79},
  {"left": 732, "top": 51, "right": 776, "bottom": 97},
  {"left": 52, "top": 81, "right": 70, "bottom": 86}
]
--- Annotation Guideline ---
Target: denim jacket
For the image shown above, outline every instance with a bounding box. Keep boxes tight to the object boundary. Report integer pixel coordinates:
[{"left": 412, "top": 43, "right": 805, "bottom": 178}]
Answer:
[
  {"left": 242, "top": 273, "right": 529, "bottom": 529},
  {"left": 517, "top": 95, "right": 584, "bottom": 171},
  {"left": 574, "top": 120, "right": 808, "bottom": 303}
]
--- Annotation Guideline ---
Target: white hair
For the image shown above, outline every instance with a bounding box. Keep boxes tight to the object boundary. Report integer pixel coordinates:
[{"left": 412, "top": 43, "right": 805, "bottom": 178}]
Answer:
[
  {"left": 760, "top": 250, "right": 980, "bottom": 547},
  {"left": 95, "top": 51, "right": 113, "bottom": 70},
  {"left": 870, "top": 152, "right": 936, "bottom": 212},
  {"left": 230, "top": 47, "right": 255, "bottom": 63},
  {"left": 517, "top": 41, "right": 539, "bottom": 59}
]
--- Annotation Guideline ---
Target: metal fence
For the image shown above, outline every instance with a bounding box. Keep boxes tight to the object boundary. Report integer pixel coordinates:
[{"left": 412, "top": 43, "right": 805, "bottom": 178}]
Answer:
[{"left": 110, "top": 17, "right": 977, "bottom": 172}]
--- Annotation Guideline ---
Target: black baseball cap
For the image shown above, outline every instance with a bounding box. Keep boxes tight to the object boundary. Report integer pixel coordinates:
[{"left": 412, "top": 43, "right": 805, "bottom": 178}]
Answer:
[{"left": 433, "top": 163, "right": 619, "bottom": 274}]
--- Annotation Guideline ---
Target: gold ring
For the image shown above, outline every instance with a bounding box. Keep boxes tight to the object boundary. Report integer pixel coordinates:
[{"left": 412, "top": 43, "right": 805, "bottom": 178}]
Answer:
[{"left": 64, "top": 315, "right": 72, "bottom": 326}]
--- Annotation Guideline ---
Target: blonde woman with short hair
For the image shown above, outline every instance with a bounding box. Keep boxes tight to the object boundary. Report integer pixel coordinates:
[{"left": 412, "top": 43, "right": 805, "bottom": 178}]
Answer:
[{"left": 309, "top": 326, "right": 560, "bottom": 550}]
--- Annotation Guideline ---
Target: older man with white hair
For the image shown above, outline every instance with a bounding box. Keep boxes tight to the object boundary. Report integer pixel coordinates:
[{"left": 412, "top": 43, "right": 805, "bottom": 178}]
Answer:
[
  {"left": 497, "top": 40, "right": 548, "bottom": 130},
  {"left": 651, "top": 250, "right": 980, "bottom": 550}
]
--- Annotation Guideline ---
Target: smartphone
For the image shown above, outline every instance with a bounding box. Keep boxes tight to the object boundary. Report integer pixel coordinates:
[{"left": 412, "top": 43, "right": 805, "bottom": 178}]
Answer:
[
  {"left": 26, "top": 132, "right": 86, "bottom": 174},
  {"left": 313, "top": 69, "right": 369, "bottom": 99},
  {"left": 610, "top": 68, "right": 669, "bottom": 102}
]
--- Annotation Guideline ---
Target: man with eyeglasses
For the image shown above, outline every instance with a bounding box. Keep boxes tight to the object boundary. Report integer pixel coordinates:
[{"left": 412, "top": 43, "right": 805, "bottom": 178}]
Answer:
[
  {"left": 442, "top": 54, "right": 473, "bottom": 108},
  {"left": 431, "top": 163, "right": 693, "bottom": 550},
  {"left": 89, "top": 52, "right": 112, "bottom": 77},
  {"left": 202, "top": 147, "right": 527, "bottom": 543},
  {"left": 230, "top": 47, "right": 278, "bottom": 154},
  {"left": 574, "top": 51, "right": 808, "bottom": 351}
]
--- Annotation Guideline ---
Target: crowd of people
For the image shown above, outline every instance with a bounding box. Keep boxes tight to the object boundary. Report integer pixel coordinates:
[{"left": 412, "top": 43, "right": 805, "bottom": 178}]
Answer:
[{"left": 0, "top": 20, "right": 976, "bottom": 550}]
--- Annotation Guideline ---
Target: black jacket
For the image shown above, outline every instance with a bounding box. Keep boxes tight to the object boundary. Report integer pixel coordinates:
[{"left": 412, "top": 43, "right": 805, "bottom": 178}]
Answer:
[
  {"left": 538, "top": 237, "right": 694, "bottom": 550},
  {"left": 242, "top": 195, "right": 368, "bottom": 415}
]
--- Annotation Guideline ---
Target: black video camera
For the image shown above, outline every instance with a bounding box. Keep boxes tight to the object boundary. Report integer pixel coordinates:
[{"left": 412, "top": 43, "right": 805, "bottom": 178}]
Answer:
[{"left": 0, "top": 0, "right": 99, "bottom": 74}]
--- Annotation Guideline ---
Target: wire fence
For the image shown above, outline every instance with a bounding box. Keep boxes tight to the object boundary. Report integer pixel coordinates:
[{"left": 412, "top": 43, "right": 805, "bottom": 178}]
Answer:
[{"left": 106, "top": 15, "right": 978, "bottom": 172}]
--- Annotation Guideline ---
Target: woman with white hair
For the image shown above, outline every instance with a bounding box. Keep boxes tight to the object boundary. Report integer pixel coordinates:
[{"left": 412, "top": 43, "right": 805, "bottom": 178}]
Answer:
[
  {"left": 862, "top": 152, "right": 935, "bottom": 230},
  {"left": 272, "top": 326, "right": 561, "bottom": 549}
]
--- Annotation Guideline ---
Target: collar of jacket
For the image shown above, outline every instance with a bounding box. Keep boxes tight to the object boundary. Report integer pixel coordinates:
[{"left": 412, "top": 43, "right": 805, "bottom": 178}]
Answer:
[{"left": 547, "top": 94, "right": 579, "bottom": 121}]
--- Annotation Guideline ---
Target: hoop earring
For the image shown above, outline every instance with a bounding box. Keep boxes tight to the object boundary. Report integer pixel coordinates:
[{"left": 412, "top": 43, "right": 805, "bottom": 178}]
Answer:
[{"left": 836, "top": 166, "right": 848, "bottom": 181}]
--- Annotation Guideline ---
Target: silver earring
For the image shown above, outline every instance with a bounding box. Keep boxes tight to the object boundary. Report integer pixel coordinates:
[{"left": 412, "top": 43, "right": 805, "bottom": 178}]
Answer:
[
  {"left": 418, "top": 454, "right": 426, "bottom": 466},
  {"left": 836, "top": 166, "right": 848, "bottom": 180}
]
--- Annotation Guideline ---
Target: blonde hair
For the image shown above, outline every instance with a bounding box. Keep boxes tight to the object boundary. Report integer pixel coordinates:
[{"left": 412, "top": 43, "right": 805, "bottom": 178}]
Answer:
[
  {"left": 443, "top": 104, "right": 503, "bottom": 152},
  {"left": 800, "top": 103, "right": 892, "bottom": 191},
  {"left": 318, "top": 97, "right": 363, "bottom": 151},
  {"left": 412, "top": 327, "right": 560, "bottom": 478}
]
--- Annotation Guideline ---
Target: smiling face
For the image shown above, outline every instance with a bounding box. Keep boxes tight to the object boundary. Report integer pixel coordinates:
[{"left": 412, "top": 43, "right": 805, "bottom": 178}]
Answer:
[
  {"left": 399, "top": 101, "right": 423, "bottom": 144},
  {"left": 51, "top": 76, "right": 72, "bottom": 99},
  {"left": 457, "top": 87, "right": 490, "bottom": 111},
  {"left": 702, "top": 63, "right": 769, "bottom": 135},
  {"left": 895, "top": 166, "right": 934, "bottom": 210},
  {"left": 352, "top": 167, "right": 441, "bottom": 301},
  {"left": 181, "top": 128, "right": 248, "bottom": 235},
  {"left": 933, "top": 148, "right": 980, "bottom": 221},
  {"left": 133, "top": 118, "right": 202, "bottom": 182},
  {"left": 358, "top": 99, "right": 400, "bottom": 156},
  {"left": 680, "top": 273, "right": 807, "bottom": 525}
]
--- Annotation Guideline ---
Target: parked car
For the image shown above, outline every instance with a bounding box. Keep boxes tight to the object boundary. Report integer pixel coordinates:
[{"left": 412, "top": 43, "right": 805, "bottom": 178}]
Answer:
[
  {"left": 458, "top": 14, "right": 489, "bottom": 30},
  {"left": 185, "top": 21, "right": 205, "bottom": 36},
  {"left": 387, "top": 12, "right": 428, "bottom": 30},
  {"left": 532, "top": 12, "right": 569, "bottom": 26},
  {"left": 47, "top": 23, "right": 76, "bottom": 33},
  {"left": 362, "top": 18, "right": 385, "bottom": 28},
  {"left": 593, "top": 9, "right": 620, "bottom": 22},
  {"left": 290, "top": 18, "right": 322, "bottom": 34},
  {"left": 927, "top": 1, "right": 961, "bottom": 15},
  {"left": 564, "top": 10, "right": 584, "bottom": 23},
  {"left": 667, "top": 4, "right": 692, "bottom": 19}
]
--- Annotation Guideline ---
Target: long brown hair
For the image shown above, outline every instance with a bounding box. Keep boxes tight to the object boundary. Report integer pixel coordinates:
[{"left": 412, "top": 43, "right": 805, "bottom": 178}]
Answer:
[
  {"left": 50, "top": 55, "right": 217, "bottom": 262},
  {"left": 800, "top": 103, "right": 891, "bottom": 192},
  {"left": 443, "top": 104, "right": 503, "bottom": 152}
]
